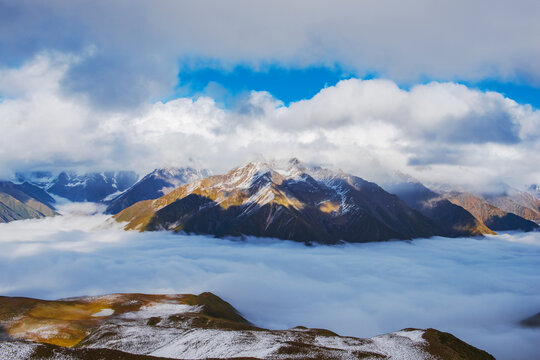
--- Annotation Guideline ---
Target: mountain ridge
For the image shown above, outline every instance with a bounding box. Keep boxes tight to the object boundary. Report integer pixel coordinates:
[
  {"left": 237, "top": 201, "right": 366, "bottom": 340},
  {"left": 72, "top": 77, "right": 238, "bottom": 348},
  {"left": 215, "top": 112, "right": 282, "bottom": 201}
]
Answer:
[
  {"left": 115, "top": 159, "right": 444, "bottom": 243},
  {"left": 0, "top": 292, "right": 495, "bottom": 360},
  {"left": 105, "top": 167, "right": 212, "bottom": 214},
  {"left": 0, "top": 181, "right": 56, "bottom": 223}
]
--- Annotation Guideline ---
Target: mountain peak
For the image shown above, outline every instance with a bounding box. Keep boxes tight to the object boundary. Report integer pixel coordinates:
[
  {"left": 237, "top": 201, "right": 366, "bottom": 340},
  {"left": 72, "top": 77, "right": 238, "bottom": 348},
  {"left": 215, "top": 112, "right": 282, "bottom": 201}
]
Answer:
[{"left": 116, "top": 161, "right": 442, "bottom": 243}]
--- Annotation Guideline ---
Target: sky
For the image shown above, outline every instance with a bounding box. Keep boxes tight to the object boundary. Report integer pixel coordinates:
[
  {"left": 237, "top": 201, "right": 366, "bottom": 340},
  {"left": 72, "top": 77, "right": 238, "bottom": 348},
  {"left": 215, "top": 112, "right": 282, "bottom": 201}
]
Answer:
[
  {"left": 1, "top": 0, "right": 540, "bottom": 190},
  {"left": 0, "top": 204, "right": 539, "bottom": 360}
]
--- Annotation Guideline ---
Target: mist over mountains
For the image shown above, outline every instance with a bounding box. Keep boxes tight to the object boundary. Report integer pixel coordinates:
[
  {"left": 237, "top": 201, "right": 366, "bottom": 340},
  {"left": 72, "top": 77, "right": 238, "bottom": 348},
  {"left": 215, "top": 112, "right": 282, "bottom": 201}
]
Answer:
[
  {"left": 2, "top": 2, "right": 540, "bottom": 359},
  {"left": 2, "top": 159, "right": 538, "bottom": 245}
]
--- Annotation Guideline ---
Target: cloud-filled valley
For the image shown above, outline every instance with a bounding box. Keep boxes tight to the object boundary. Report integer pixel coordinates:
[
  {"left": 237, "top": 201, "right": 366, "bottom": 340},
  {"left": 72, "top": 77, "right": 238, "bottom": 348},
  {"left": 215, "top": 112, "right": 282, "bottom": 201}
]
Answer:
[
  {"left": 0, "top": 204, "right": 539, "bottom": 360},
  {"left": 2, "top": 2, "right": 540, "bottom": 360}
]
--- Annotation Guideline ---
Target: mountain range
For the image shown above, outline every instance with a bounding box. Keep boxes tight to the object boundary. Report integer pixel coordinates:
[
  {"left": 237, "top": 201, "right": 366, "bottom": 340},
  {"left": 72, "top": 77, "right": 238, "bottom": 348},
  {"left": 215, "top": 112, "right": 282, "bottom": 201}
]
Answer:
[
  {"left": 115, "top": 159, "right": 539, "bottom": 243},
  {"left": 384, "top": 173, "right": 539, "bottom": 235},
  {"left": 16, "top": 170, "right": 139, "bottom": 203},
  {"left": 0, "top": 292, "right": 495, "bottom": 360},
  {"left": 4, "top": 159, "right": 539, "bottom": 243},
  {"left": 115, "top": 159, "right": 443, "bottom": 243}
]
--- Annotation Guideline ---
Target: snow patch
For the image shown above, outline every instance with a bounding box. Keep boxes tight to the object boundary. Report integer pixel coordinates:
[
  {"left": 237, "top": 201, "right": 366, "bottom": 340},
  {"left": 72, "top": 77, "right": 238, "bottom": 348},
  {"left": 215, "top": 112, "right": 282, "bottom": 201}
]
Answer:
[
  {"left": 393, "top": 329, "right": 427, "bottom": 344},
  {"left": 122, "top": 303, "right": 201, "bottom": 319},
  {"left": 0, "top": 341, "right": 38, "bottom": 360},
  {"left": 92, "top": 308, "right": 115, "bottom": 317}
]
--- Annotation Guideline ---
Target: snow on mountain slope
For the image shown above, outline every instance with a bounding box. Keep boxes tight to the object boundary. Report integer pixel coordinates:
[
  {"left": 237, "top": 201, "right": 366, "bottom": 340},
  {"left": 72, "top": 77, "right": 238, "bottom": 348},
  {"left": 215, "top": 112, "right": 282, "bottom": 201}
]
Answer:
[
  {"left": 105, "top": 167, "right": 212, "bottom": 214},
  {"left": 0, "top": 292, "right": 495, "bottom": 360},
  {"left": 15, "top": 171, "right": 139, "bottom": 203},
  {"left": 115, "top": 159, "right": 442, "bottom": 243}
]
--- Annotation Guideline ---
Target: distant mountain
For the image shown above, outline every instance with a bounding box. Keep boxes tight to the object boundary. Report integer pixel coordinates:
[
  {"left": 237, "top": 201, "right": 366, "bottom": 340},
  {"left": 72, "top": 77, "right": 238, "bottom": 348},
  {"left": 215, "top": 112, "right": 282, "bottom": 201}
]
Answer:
[
  {"left": 105, "top": 167, "right": 212, "bottom": 214},
  {"left": 0, "top": 181, "right": 56, "bottom": 223},
  {"left": 0, "top": 292, "right": 495, "bottom": 360},
  {"left": 521, "top": 312, "right": 540, "bottom": 328},
  {"left": 383, "top": 174, "right": 494, "bottom": 237},
  {"left": 442, "top": 192, "right": 539, "bottom": 232},
  {"left": 41, "top": 171, "right": 139, "bottom": 202},
  {"left": 14, "top": 171, "right": 55, "bottom": 188},
  {"left": 529, "top": 184, "right": 540, "bottom": 198},
  {"left": 482, "top": 188, "right": 540, "bottom": 223},
  {"left": 116, "top": 159, "right": 442, "bottom": 244}
]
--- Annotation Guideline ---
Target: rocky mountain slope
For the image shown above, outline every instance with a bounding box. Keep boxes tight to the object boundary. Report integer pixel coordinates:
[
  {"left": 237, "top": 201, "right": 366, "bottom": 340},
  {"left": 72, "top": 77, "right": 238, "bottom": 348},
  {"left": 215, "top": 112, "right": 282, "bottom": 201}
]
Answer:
[
  {"left": 0, "top": 181, "right": 56, "bottom": 223},
  {"left": 383, "top": 174, "right": 495, "bottom": 237},
  {"left": 0, "top": 292, "right": 494, "bottom": 360},
  {"left": 442, "top": 192, "right": 539, "bottom": 232},
  {"left": 115, "top": 159, "right": 443, "bottom": 244},
  {"left": 483, "top": 188, "right": 540, "bottom": 223},
  {"left": 384, "top": 173, "right": 540, "bottom": 234},
  {"left": 106, "top": 167, "right": 212, "bottom": 214}
]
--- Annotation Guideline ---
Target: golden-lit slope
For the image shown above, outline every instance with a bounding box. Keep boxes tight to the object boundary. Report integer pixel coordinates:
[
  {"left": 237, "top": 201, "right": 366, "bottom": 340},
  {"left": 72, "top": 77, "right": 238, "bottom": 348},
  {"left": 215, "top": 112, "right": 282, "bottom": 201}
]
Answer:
[{"left": 115, "top": 160, "right": 442, "bottom": 243}]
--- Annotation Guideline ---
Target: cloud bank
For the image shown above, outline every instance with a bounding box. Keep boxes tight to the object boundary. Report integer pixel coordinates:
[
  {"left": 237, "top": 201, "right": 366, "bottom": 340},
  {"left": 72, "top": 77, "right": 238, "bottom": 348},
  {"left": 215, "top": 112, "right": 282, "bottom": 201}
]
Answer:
[
  {"left": 1, "top": 53, "right": 539, "bottom": 191},
  {"left": 0, "top": 206, "right": 539, "bottom": 360},
  {"left": 1, "top": 1, "right": 540, "bottom": 107}
]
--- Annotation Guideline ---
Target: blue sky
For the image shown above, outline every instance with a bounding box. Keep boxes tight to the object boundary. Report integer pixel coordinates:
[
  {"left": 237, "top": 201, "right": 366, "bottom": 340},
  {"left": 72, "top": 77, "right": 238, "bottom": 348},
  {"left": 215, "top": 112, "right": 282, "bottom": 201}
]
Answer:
[
  {"left": 174, "top": 64, "right": 355, "bottom": 106},
  {"left": 468, "top": 80, "right": 540, "bottom": 109},
  {"left": 174, "top": 63, "right": 540, "bottom": 109}
]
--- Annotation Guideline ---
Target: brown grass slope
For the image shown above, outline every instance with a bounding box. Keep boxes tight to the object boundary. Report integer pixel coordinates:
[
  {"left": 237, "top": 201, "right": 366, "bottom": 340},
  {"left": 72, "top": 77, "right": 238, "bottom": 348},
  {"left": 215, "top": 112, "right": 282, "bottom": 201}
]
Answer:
[
  {"left": 0, "top": 181, "right": 56, "bottom": 223},
  {"left": 444, "top": 192, "right": 539, "bottom": 232},
  {"left": 0, "top": 293, "right": 495, "bottom": 360}
]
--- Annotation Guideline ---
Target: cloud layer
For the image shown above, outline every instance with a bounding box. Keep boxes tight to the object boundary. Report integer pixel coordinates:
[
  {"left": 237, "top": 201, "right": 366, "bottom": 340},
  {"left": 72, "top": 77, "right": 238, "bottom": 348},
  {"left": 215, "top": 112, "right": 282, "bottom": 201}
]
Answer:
[
  {"left": 0, "top": 206, "right": 539, "bottom": 360},
  {"left": 2, "top": 1, "right": 540, "bottom": 107},
  {"left": 1, "top": 53, "right": 539, "bottom": 191}
]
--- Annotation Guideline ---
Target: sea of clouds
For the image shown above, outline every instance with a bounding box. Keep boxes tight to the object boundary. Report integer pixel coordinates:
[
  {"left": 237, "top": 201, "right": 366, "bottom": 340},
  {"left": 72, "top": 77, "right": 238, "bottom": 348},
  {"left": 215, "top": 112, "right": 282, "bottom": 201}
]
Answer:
[{"left": 0, "top": 203, "right": 539, "bottom": 359}]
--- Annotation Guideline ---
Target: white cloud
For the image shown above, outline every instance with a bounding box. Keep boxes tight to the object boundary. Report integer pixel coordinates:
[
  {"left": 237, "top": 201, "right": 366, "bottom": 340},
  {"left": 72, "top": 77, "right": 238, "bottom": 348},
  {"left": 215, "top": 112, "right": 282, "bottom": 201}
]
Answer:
[
  {"left": 1, "top": 53, "right": 540, "bottom": 191},
  {"left": 0, "top": 210, "right": 539, "bottom": 360},
  {"left": 2, "top": 1, "right": 540, "bottom": 106}
]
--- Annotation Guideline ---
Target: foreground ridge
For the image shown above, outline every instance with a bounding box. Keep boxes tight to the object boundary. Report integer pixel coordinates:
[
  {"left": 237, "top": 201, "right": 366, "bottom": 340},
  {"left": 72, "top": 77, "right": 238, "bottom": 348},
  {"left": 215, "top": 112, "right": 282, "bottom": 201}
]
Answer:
[{"left": 0, "top": 292, "right": 494, "bottom": 360}]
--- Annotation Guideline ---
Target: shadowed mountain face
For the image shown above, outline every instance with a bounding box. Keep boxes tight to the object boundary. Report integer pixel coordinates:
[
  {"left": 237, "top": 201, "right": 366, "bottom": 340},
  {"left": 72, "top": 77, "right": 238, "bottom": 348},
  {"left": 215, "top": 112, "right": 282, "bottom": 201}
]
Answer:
[
  {"left": 105, "top": 168, "right": 212, "bottom": 214},
  {"left": 0, "top": 292, "right": 495, "bottom": 360},
  {"left": 443, "top": 192, "right": 539, "bottom": 232},
  {"left": 46, "top": 171, "right": 139, "bottom": 202},
  {"left": 115, "top": 160, "right": 442, "bottom": 244},
  {"left": 383, "top": 176, "right": 494, "bottom": 237},
  {"left": 0, "top": 181, "right": 56, "bottom": 223}
]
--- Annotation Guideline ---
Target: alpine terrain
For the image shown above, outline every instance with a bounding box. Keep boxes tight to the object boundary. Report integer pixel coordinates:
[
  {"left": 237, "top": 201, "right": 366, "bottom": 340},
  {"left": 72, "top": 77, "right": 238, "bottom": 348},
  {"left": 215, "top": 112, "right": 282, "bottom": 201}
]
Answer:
[
  {"left": 0, "top": 181, "right": 56, "bottom": 223},
  {"left": 16, "top": 171, "right": 139, "bottom": 203},
  {"left": 115, "top": 159, "right": 447, "bottom": 243},
  {"left": 0, "top": 292, "right": 495, "bottom": 360},
  {"left": 106, "top": 167, "right": 212, "bottom": 214}
]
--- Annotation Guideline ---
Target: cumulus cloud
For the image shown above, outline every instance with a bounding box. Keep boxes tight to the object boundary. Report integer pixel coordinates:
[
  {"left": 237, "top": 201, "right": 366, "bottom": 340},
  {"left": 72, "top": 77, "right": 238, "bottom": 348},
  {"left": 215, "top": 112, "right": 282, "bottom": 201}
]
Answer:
[
  {"left": 1, "top": 1, "right": 540, "bottom": 107},
  {"left": 0, "top": 209, "right": 539, "bottom": 360},
  {"left": 1, "top": 53, "right": 540, "bottom": 191}
]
